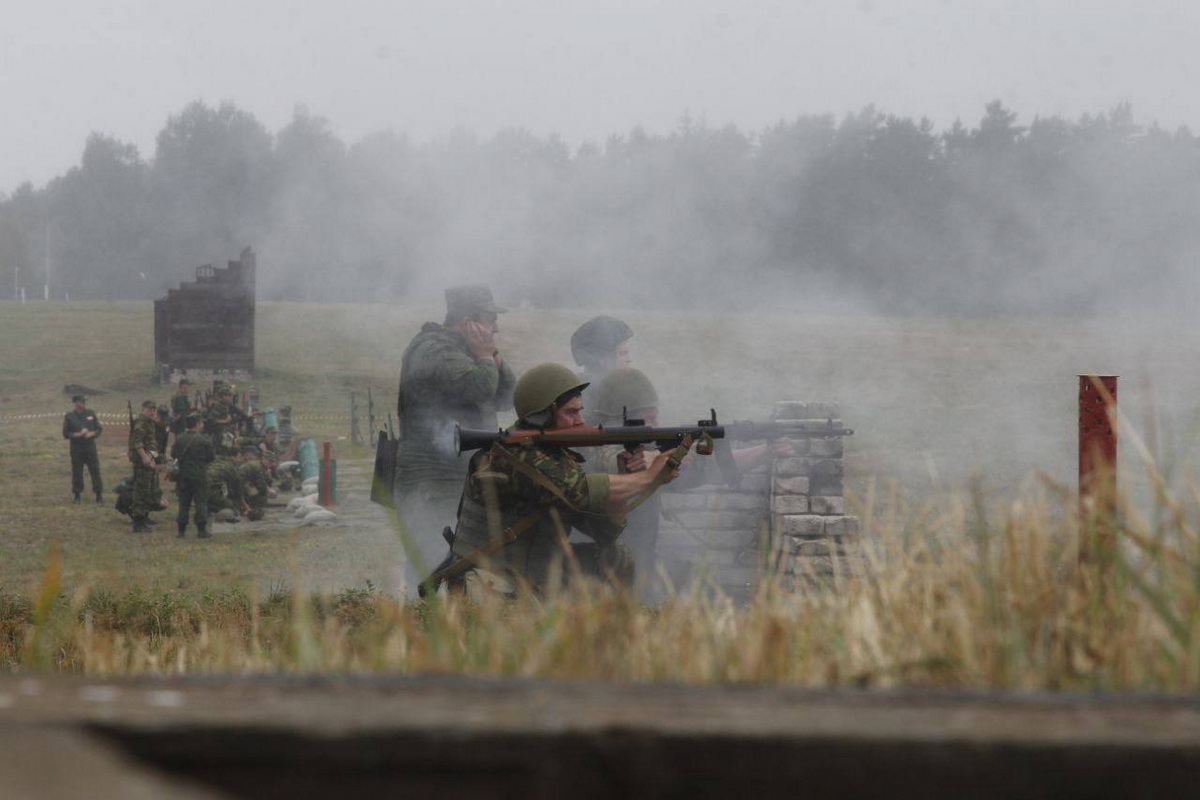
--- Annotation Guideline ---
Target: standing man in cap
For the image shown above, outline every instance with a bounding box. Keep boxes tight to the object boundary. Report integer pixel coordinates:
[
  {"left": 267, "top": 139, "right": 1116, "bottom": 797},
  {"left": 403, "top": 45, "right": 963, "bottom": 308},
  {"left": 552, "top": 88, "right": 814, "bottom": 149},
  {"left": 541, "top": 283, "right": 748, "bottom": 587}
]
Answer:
[
  {"left": 62, "top": 394, "right": 104, "bottom": 503},
  {"left": 172, "top": 413, "right": 215, "bottom": 538},
  {"left": 393, "top": 284, "right": 517, "bottom": 596},
  {"left": 169, "top": 378, "right": 193, "bottom": 435}
]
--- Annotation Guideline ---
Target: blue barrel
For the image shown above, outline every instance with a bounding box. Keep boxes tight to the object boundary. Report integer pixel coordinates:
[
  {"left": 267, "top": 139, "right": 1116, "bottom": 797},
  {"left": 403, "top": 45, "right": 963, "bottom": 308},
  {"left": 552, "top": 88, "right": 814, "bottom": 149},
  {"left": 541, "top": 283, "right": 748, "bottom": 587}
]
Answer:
[
  {"left": 298, "top": 439, "right": 320, "bottom": 481},
  {"left": 263, "top": 407, "right": 279, "bottom": 430}
]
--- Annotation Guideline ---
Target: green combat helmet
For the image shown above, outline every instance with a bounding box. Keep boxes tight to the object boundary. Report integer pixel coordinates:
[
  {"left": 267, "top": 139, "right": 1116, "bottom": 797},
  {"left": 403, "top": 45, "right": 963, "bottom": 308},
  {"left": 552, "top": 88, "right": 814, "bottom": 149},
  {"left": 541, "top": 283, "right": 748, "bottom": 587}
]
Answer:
[
  {"left": 592, "top": 367, "right": 659, "bottom": 423},
  {"left": 513, "top": 363, "right": 590, "bottom": 424}
]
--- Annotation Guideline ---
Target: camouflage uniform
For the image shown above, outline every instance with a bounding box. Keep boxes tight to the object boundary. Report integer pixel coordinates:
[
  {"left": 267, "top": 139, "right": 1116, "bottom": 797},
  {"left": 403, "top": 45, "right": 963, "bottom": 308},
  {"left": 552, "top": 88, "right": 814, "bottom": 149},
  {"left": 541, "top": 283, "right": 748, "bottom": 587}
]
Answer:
[
  {"left": 206, "top": 456, "right": 244, "bottom": 516},
  {"left": 204, "top": 399, "right": 237, "bottom": 449},
  {"left": 128, "top": 415, "right": 160, "bottom": 523},
  {"left": 451, "top": 440, "right": 633, "bottom": 593},
  {"left": 238, "top": 459, "right": 272, "bottom": 521},
  {"left": 171, "top": 428, "right": 214, "bottom": 535},
  {"left": 394, "top": 321, "right": 516, "bottom": 593}
]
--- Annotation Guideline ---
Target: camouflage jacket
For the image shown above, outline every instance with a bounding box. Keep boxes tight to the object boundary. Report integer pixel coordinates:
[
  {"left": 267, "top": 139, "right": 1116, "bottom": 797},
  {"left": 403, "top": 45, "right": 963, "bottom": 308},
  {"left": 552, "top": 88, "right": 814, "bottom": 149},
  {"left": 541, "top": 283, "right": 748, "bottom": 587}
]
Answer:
[
  {"left": 170, "top": 392, "right": 191, "bottom": 432},
  {"left": 170, "top": 430, "right": 215, "bottom": 481},
  {"left": 395, "top": 323, "right": 516, "bottom": 483},
  {"left": 238, "top": 461, "right": 271, "bottom": 504},
  {"left": 129, "top": 417, "right": 159, "bottom": 461},
  {"left": 206, "top": 458, "right": 243, "bottom": 506},
  {"left": 452, "top": 440, "right": 623, "bottom": 584}
]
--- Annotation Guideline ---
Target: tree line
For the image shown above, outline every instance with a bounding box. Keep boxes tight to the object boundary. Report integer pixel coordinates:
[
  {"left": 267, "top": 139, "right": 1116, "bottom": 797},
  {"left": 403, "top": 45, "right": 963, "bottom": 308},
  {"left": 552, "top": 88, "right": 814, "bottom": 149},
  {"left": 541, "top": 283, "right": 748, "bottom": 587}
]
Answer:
[{"left": 2, "top": 99, "right": 1198, "bottom": 315}]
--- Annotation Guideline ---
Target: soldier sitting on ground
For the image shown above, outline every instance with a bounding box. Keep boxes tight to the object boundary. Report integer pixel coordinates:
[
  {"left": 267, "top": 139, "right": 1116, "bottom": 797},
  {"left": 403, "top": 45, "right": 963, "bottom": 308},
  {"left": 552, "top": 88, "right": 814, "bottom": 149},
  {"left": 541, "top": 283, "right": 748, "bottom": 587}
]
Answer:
[
  {"left": 206, "top": 445, "right": 248, "bottom": 523},
  {"left": 238, "top": 445, "right": 275, "bottom": 521}
]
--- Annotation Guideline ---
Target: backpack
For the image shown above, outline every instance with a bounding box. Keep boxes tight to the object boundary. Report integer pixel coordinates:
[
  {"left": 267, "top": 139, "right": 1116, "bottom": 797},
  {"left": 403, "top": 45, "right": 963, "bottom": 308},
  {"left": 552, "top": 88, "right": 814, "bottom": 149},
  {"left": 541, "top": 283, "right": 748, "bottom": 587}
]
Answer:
[{"left": 113, "top": 478, "right": 134, "bottom": 518}]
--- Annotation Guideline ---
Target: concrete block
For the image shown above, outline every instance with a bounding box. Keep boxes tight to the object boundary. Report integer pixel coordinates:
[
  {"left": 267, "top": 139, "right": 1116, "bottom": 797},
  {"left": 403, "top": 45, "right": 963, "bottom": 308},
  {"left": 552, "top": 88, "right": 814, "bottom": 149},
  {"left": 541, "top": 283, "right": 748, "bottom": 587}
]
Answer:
[
  {"left": 810, "top": 496, "right": 846, "bottom": 515},
  {"left": 671, "top": 510, "right": 765, "bottom": 531},
  {"left": 736, "top": 473, "right": 771, "bottom": 493},
  {"left": 824, "top": 515, "right": 862, "bottom": 539},
  {"left": 771, "top": 495, "right": 810, "bottom": 515},
  {"left": 711, "top": 493, "right": 769, "bottom": 511},
  {"left": 773, "top": 476, "right": 810, "bottom": 495},
  {"left": 772, "top": 458, "right": 809, "bottom": 477},
  {"left": 808, "top": 476, "right": 844, "bottom": 497},
  {"left": 775, "top": 514, "right": 825, "bottom": 538},
  {"left": 808, "top": 438, "right": 844, "bottom": 458},
  {"left": 660, "top": 493, "right": 708, "bottom": 512}
]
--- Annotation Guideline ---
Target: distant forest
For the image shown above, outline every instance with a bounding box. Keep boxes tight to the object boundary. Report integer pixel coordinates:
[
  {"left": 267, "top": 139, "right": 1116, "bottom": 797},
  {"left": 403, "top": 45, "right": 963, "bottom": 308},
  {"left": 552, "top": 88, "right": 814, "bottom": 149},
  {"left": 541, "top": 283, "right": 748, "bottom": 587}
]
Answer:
[{"left": 2, "top": 99, "right": 1198, "bottom": 315}]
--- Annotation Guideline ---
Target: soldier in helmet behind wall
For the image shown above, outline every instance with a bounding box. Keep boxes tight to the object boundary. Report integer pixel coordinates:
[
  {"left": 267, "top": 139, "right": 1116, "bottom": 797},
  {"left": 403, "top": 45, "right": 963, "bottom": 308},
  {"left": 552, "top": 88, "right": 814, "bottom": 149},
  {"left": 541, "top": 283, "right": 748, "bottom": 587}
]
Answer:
[
  {"left": 439, "top": 362, "right": 684, "bottom": 598},
  {"left": 393, "top": 284, "right": 517, "bottom": 597}
]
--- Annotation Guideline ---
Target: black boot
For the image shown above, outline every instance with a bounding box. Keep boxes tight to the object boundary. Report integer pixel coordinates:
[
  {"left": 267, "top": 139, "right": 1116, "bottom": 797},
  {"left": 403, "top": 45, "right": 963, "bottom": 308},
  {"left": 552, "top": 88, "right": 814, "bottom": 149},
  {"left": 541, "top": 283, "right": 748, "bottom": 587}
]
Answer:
[
  {"left": 72, "top": 492, "right": 81, "bottom": 504},
  {"left": 95, "top": 492, "right": 103, "bottom": 504},
  {"left": 145, "top": 518, "right": 158, "bottom": 527},
  {"left": 177, "top": 523, "right": 187, "bottom": 539},
  {"left": 131, "top": 517, "right": 149, "bottom": 533},
  {"left": 197, "top": 526, "right": 211, "bottom": 539}
]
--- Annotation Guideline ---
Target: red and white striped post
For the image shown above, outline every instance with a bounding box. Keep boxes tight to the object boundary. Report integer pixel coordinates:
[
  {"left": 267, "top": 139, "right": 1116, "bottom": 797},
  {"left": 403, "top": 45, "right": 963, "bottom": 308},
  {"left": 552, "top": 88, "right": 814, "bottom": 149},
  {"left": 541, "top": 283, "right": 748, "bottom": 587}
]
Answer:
[{"left": 1078, "top": 375, "right": 1117, "bottom": 563}]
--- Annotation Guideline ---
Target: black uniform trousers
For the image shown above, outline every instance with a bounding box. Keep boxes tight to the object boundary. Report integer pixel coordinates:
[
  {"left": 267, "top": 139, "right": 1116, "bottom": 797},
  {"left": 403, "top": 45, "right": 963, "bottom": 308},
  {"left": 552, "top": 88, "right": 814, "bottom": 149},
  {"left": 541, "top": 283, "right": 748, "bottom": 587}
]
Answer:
[
  {"left": 176, "top": 474, "right": 209, "bottom": 530},
  {"left": 70, "top": 447, "right": 103, "bottom": 496}
]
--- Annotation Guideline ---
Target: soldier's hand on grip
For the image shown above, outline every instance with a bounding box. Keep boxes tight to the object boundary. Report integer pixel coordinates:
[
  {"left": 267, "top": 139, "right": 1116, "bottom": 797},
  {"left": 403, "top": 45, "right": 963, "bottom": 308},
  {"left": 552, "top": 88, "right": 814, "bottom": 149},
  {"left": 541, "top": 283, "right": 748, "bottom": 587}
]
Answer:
[{"left": 649, "top": 448, "right": 682, "bottom": 485}]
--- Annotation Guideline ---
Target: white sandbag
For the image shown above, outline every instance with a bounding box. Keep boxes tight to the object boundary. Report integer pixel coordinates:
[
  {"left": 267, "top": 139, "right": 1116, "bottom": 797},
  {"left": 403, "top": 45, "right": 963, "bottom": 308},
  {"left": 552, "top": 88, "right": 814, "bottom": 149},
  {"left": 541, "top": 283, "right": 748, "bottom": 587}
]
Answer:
[
  {"left": 278, "top": 461, "right": 300, "bottom": 471},
  {"left": 301, "top": 476, "right": 320, "bottom": 488},
  {"left": 301, "top": 484, "right": 319, "bottom": 496},
  {"left": 300, "top": 509, "right": 338, "bottom": 526}
]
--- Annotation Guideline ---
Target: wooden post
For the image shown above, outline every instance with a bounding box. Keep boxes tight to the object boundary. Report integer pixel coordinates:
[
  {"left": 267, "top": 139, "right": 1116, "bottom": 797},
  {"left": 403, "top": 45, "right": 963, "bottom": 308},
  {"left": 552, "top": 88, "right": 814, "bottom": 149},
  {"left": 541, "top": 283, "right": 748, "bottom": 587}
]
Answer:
[{"left": 320, "top": 441, "right": 335, "bottom": 507}]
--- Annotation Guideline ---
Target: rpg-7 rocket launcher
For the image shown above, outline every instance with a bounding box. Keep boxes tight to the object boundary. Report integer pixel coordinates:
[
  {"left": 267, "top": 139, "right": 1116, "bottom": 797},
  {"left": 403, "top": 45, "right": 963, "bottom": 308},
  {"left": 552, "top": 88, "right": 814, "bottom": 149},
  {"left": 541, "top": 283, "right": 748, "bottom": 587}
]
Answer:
[{"left": 454, "top": 411, "right": 852, "bottom": 455}]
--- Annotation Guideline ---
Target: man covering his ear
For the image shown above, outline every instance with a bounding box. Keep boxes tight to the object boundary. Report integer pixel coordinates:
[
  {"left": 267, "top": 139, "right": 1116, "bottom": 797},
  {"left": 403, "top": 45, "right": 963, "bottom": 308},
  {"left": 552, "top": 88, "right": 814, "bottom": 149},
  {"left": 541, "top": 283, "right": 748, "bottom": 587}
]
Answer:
[{"left": 393, "top": 284, "right": 517, "bottom": 596}]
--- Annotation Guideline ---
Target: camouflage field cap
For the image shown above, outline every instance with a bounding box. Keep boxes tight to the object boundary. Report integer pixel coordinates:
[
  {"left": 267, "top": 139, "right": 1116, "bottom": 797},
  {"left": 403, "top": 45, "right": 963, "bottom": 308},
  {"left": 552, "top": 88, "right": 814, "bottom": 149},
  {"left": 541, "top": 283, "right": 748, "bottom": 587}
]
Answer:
[
  {"left": 570, "top": 316, "right": 633, "bottom": 367},
  {"left": 264, "top": 426, "right": 278, "bottom": 434},
  {"left": 185, "top": 413, "right": 202, "bottom": 427},
  {"left": 141, "top": 399, "right": 157, "bottom": 410},
  {"left": 178, "top": 378, "right": 192, "bottom": 387},
  {"left": 71, "top": 394, "right": 85, "bottom": 403},
  {"left": 445, "top": 284, "right": 507, "bottom": 319},
  {"left": 592, "top": 367, "right": 659, "bottom": 421}
]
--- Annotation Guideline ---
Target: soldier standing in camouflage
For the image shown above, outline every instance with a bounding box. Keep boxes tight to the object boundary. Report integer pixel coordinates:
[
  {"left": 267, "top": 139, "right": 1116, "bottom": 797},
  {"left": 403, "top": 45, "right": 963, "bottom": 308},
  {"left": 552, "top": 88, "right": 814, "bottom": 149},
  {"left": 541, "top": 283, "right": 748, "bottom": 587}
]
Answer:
[
  {"left": 444, "top": 363, "right": 682, "bottom": 596},
  {"left": 393, "top": 284, "right": 517, "bottom": 596},
  {"left": 172, "top": 413, "right": 215, "bottom": 538},
  {"left": 129, "top": 400, "right": 162, "bottom": 532},
  {"left": 62, "top": 394, "right": 103, "bottom": 503}
]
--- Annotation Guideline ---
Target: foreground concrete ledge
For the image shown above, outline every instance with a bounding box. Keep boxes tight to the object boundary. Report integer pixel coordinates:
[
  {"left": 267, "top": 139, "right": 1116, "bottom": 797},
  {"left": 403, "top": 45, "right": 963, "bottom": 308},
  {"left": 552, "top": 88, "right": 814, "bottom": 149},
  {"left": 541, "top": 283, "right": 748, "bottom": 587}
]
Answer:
[{"left": 3, "top": 676, "right": 1200, "bottom": 798}]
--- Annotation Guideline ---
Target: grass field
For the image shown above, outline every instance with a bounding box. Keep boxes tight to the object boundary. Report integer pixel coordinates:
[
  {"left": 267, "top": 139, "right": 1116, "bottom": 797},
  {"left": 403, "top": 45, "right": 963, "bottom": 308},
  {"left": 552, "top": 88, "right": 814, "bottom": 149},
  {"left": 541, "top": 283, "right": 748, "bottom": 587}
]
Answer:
[{"left": 2, "top": 301, "right": 1200, "bottom": 686}]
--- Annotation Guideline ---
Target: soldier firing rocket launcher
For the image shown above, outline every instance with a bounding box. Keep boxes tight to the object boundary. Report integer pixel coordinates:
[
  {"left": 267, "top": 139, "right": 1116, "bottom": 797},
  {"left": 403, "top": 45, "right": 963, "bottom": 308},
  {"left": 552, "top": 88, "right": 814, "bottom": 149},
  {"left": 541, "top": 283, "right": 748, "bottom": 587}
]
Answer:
[{"left": 454, "top": 412, "right": 852, "bottom": 455}]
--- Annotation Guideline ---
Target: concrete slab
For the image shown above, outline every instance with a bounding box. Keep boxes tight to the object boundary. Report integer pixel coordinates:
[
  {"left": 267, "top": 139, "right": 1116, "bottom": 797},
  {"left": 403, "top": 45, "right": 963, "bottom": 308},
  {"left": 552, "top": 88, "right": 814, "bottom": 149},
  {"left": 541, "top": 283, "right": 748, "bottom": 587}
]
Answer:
[{"left": 2, "top": 676, "right": 1199, "bottom": 798}]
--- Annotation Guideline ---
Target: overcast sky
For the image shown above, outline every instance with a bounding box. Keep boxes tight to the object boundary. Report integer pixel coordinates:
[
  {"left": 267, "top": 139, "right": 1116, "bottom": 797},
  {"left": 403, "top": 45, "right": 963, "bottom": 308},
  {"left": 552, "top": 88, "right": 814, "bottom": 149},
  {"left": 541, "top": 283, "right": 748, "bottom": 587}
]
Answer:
[{"left": 2, "top": 0, "right": 1197, "bottom": 191}]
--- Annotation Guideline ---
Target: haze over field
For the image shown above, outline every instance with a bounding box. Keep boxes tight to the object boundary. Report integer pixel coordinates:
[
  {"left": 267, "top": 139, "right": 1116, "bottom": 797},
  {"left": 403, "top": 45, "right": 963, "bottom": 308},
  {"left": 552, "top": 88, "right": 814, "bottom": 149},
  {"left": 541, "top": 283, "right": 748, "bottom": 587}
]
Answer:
[{"left": 2, "top": 1, "right": 1200, "bottom": 318}]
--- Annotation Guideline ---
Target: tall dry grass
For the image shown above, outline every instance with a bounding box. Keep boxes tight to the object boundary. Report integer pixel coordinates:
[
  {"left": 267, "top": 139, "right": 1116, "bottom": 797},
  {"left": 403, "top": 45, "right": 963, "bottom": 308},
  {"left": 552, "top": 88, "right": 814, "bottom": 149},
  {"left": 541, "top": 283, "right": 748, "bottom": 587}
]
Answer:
[{"left": 3, "top": 463, "right": 1197, "bottom": 691}]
